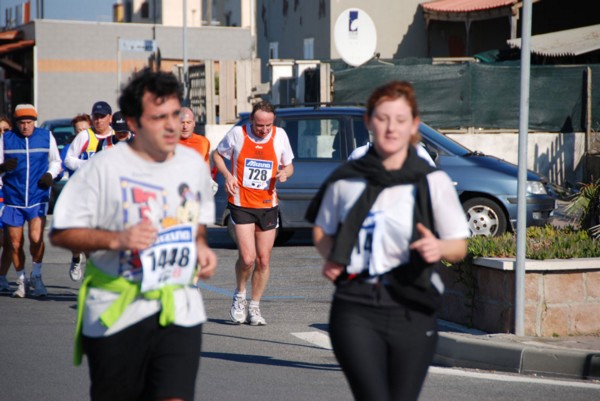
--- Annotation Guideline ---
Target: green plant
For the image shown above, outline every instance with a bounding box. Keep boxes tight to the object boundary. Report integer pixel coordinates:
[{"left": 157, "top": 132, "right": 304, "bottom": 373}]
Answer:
[
  {"left": 443, "top": 225, "right": 599, "bottom": 327},
  {"left": 565, "top": 179, "right": 600, "bottom": 237},
  {"left": 456, "top": 225, "right": 600, "bottom": 260}
]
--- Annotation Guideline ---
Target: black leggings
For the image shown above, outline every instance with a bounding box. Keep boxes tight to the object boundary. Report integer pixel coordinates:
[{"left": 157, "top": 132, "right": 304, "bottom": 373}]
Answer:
[{"left": 329, "top": 298, "right": 438, "bottom": 401}]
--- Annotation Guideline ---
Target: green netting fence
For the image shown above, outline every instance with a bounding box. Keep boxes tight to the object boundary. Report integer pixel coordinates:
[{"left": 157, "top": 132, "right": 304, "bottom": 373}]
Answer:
[{"left": 332, "top": 60, "right": 599, "bottom": 133}]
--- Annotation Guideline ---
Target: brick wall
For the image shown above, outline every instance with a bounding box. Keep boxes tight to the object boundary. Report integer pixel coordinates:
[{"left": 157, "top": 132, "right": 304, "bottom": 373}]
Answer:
[{"left": 439, "top": 259, "right": 600, "bottom": 336}]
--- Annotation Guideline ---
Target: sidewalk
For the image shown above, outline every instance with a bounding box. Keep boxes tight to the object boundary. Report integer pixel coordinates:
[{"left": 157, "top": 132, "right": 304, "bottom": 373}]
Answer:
[
  {"left": 432, "top": 197, "right": 600, "bottom": 381},
  {"left": 435, "top": 320, "right": 600, "bottom": 381}
]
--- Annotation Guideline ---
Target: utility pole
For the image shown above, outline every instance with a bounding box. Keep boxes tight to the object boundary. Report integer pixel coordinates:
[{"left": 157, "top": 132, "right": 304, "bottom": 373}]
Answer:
[
  {"left": 182, "top": 0, "right": 189, "bottom": 106},
  {"left": 515, "top": 0, "right": 533, "bottom": 336}
]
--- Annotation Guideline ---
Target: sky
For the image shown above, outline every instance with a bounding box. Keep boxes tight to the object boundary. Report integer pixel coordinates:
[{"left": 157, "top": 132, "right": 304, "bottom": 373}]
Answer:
[{"left": 1, "top": 0, "right": 115, "bottom": 27}]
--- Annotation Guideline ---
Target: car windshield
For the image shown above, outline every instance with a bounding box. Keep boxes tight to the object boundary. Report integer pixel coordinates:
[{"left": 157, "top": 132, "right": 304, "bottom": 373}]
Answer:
[{"left": 419, "top": 123, "right": 470, "bottom": 157}]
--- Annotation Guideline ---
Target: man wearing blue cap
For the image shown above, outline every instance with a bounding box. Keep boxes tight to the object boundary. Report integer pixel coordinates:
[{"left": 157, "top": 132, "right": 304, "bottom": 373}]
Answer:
[
  {"left": 63, "top": 101, "right": 114, "bottom": 281},
  {"left": 64, "top": 101, "right": 114, "bottom": 171}
]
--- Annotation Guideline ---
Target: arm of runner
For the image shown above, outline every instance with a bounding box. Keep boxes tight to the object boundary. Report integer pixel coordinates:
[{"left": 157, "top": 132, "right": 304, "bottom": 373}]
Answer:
[
  {"left": 193, "top": 224, "right": 217, "bottom": 282},
  {"left": 409, "top": 223, "right": 467, "bottom": 263},
  {"left": 276, "top": 163, "right": 294, "bottom": 182},
  {"left": 64, "top": 131, "right": 87, "bottom": 171},
  {"left": 212, "top": 150, "right": 238, "bottom": 196},
  {"left": 313, "top": 225, "right": 345, "bottom": 282},
  {"left": 50, "top": 220, "right": 158, "bottom": 254},
  {"left": 47, "top": 134, "right": 63, "bottom": 178}
]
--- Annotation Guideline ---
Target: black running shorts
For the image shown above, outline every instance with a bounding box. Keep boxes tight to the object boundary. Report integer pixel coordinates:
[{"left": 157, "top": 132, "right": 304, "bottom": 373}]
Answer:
[
  {"left": 228, "top": 204, "right": 279, "bottom": 231},
  {"left": 82, "top": 313, "right": 203, "bottom": 401}
]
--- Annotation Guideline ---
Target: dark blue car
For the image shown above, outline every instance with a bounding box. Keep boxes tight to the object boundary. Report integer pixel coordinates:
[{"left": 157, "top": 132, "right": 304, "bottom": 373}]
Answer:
[{"left": 213, "top": 106, "right": 556, "bottom": 240}]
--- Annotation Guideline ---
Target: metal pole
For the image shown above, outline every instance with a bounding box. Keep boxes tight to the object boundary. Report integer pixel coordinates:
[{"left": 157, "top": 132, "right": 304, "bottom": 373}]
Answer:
[
  {"left": 117, "top": 37, "right": 121, "bottom": 95},
  {"left": 182, "top": 0, "right": 189, "bottom": 106},
  {"left": 515, "top": 0, "right": 532, "bottom": 336}
]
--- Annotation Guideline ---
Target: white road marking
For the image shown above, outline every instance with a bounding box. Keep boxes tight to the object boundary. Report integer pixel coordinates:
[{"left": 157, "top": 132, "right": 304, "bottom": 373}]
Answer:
[
  {"left": 292, "top": 331, "right": 332, "bottom": 350},
  {"left": 429, "top": 366, "right": 600, "bottom": 389},
  {"left": 292, "top": 331, "right": 600, "bottom": 389}
]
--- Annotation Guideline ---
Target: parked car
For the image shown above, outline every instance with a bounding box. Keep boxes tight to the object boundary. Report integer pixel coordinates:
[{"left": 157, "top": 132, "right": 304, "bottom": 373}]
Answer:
[
  {"left": 40, "top": 118, "right": 75, "bottom": 152},
  {"left": 39, "top": 118, "right": 76, "bottom": 214},
  {"left": 213, "top": 106, "right": 556, "bottom": 242}
]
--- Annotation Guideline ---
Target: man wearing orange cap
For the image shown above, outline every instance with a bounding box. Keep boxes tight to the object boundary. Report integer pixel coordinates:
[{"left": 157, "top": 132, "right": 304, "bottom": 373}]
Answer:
[{"left": 0, "top": 104, "right": 62, "bottom": 298}]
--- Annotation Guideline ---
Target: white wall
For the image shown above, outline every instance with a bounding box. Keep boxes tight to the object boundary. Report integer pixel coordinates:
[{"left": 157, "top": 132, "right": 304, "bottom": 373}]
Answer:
[{"left": 448, "top": 132, "right": 586, "bottom": 187}]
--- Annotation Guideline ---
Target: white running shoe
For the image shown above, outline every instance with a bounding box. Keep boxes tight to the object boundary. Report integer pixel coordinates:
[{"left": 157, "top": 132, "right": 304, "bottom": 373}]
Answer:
[
  {"left": 30, "top": 274, "right": 48, "bottom": 297},
  {"left": 12, "top": 278, "right": 28, "bottom": 298},
  {"left": 247, "top": 305, "right": 267, "bottom": 326},
  {"left": 69, "top": 255, "right": 83, "bottom": 281},
  {"left": 0, "top": 277, "right": 10, "bottom": 293},
  {"left": 229, "top": 296, "right": 248, "bottom": 324}
]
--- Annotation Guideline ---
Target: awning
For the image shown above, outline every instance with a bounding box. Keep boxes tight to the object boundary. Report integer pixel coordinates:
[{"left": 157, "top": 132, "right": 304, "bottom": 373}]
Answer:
[
  {"left": 507, "top": 24, "right": 600, "bottom": 56},
  {"left": 421, "top": 0, "right": 516, "bottom": 13},
  {"left": 0, "top": 30, "right": 22, "bottom": 41},
  {"left": 0, "top": 40, "right": 35, "bottom": 56},
  {"left": 421, "top": 0, "right": 519, "bottom": 22}
]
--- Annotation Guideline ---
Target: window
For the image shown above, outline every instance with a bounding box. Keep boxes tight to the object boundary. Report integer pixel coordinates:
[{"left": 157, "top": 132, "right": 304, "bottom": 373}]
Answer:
[
  {"left": 141, "top": 1, "right": 149, "bottom": 19},
  {"left": 278, "top": 117, "right": 341, "bottom": 160},
  {"left": 352, "top": 118, "right": 370, "bottom": 148},
  {"left": 269, "top": 42, "right": 279, "bottom": 59},
  {"left": 303, "top": 38, "right": 314, "bottom": 59}
]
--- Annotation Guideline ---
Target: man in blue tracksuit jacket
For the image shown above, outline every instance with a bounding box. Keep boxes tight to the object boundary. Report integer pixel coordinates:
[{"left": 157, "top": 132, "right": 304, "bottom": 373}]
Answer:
[{"left": 0, "top": 104, "right": 62, "bottom": 298}]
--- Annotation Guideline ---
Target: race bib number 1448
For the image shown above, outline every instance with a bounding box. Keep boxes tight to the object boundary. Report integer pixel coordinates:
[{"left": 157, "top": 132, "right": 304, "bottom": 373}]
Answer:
[{"left": 140, "top": 224, "right": 197, "bottom": 292}]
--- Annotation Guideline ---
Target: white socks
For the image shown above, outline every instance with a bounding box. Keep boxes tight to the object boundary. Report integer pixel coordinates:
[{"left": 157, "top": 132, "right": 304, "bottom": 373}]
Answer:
[{"left": 32, "top": 262, "right": 42, "bottom": 277}]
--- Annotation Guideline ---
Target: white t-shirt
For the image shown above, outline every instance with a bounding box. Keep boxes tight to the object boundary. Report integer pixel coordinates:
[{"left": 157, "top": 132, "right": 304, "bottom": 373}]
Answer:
[
  {"left": 314, "top": 171, "right": 469, "bottom": 277},
  {"left": 52, "top": 143, "right": 215, "bottom": 337},
  {"left": 64, "top": 128, "right": 114, "bottom": 172},
  {"left": 216, "top": 124, "right": 295, "bottom": 167},
  {"left": 348, "top": 142, "right": 436, "bottom": 167}
]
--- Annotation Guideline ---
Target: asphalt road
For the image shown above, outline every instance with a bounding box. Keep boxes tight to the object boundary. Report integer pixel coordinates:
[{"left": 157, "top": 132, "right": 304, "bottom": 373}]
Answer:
[{"left": 0, "top": 223, "right": 598, "bottom": 401}]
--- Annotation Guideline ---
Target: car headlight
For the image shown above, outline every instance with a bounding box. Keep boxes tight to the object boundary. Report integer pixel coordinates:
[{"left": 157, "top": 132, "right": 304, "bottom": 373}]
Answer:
[{"left": 526, "top": 181, "right": 547, "bottom": 195}]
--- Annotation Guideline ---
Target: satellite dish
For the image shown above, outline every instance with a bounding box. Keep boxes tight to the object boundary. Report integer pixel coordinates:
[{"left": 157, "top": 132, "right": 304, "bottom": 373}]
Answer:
[{"left": 333, "top": 8, "right": 377, "bottom": 67}]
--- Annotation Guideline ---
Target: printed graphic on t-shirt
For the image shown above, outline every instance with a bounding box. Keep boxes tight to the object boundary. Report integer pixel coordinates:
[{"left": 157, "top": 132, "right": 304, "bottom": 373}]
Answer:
[
  {"left": 243, "top": 158, "right": 273, "bottom": 189},
  {"left": 118, "top": 178, "right": 202, "bottom": 285}
]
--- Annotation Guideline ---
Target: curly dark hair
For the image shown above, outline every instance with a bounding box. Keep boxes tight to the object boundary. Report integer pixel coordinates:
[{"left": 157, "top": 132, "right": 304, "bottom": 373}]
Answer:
[{"left": 118, "top": 68, "right": 182, "bottom": 125}]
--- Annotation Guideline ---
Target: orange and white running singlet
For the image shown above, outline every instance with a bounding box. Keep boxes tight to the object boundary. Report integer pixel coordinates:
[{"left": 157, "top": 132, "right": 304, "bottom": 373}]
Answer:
[{"left": 229, "top": 125, "right": 278, "bottom": 208}]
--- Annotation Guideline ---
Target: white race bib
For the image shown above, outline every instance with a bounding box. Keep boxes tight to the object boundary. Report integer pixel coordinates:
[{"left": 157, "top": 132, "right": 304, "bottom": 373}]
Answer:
[
  {"left": 139, "top": 224, "right": 197, "bottom": 292},
  {"left": 242, "top": 158, "right": 273, "bottom": 190}
]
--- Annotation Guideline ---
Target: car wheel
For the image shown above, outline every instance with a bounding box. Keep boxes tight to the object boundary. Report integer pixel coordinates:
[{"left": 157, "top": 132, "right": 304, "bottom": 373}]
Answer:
[{"left": 462, "top": 197, "right": 507, "bottom": 237}]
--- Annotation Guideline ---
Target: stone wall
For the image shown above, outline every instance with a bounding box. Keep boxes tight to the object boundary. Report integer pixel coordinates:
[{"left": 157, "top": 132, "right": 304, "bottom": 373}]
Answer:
[{"left": 439, "top": 258, "right": 600, "bottom": 336}]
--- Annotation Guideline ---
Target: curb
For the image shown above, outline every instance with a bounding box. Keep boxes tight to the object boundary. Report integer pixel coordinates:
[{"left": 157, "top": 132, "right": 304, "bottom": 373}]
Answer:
[{"left": 434, "top": 332, "right": 600, "bottom": 380}]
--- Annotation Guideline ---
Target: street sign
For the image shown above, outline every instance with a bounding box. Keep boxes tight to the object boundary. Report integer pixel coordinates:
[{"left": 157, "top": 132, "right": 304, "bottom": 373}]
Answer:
[{"left": 119, "top": 39, "right": 157, "bottom": 52}]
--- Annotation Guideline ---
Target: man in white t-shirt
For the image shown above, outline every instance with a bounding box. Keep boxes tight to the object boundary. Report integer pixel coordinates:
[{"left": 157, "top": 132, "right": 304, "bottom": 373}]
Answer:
[
  {"left": 213, "top": 101, "right": 294, "bottom": 326},
  {"left": 64, "top": 100, "right": 114, "bottom": 172},
  {"left": 50, "top": 68, "right": 217, "bottom": 401}
]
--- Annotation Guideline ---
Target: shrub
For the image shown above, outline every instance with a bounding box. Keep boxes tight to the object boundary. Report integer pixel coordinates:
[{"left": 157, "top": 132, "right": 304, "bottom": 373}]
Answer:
[
  {"left": 460, "top": 225, "right": 600, "bottom": 260},
  {"left": 565, "top": 179, "right": 600, "bottom": 237},
  {"left": 443, "top": 225, "right": 599, "bottom": 327}
]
